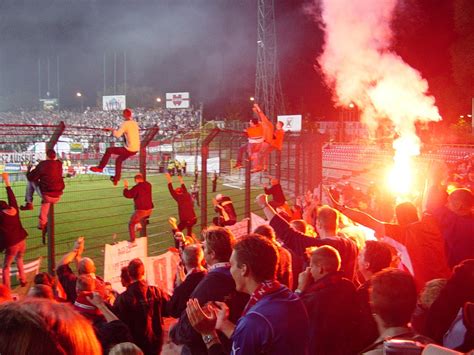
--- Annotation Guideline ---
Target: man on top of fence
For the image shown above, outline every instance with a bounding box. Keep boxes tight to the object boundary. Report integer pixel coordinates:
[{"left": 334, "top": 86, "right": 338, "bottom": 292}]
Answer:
[
  {"left": 123, "top": 173, "right": 154, "bottom": 246},
  {"left": 0, "top": 172, "right": 28, "bottom": 289},
  {"left": 234, "top": 109, "right": 264, "bottom": 172},
  {"left": 21, "top": 148, "right": 64, "bottom": 242},
  {"left": 90, "top": 108, "right": 140, "bottom": 186}
]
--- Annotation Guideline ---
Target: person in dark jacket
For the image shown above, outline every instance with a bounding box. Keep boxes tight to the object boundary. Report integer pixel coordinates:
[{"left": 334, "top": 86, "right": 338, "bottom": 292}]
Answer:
[
  {"left": 256, "top": 194, "right": 359, "bottom": 282},
  {"left": 254, "top": 224, "right": 293, "bottom": 289},
  {"left": 0, "top": 172, "right": 28, "bottom": 289},
  {"left": 264, "top": 178, "right": 286, "bottom": 209},
  {"left": 114, "top": 258, "right": 169, "bottom": 355},
  {"left": 166, "top": 173, "right": 197, "bottom": 236},
  {"left": 170, "top": 227, "right": 248, "bottom": 355},
  {"left": 212, "top": 194, "right": 237, "bottom": 227},
  {"left": 123, "top": 173, "right": 154, "bottom": 244},
  {"left": 56, "top": 237, "right": 107, "bottom": 303},
  {"left": 297, "top": 245, "right": 358, "bottom": 354},
  {"left": 21, "top": 149, "right": 64, "bottom": 240},
  {"left": 353, "top": 240, "right": 393, "bottom": 353},
  {"left": 186, "top": 234, "right": 310, "bottom": 355},
  {"left": 211, "top": 172, "right": 218, "bottom": 193},
  {"left": 167, "top": 243, "right": 207, "bottom": 318}
]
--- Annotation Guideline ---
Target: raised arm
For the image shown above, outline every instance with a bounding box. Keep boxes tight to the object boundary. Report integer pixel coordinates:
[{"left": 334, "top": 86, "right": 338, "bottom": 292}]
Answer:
[
  {"left": 255, "top": 194, "right": 319, "bottom": 254},
  {"left": 178, "top": 175, "right": 188, "bottom": 193},
  {"left": 324, "top": 187, "right": 386, "bottom": 236},
  {"left": 58, "top": 236, "right": 84, "bottom": 268},
  {"left": 2, "top": 173, "right": 18, "bottom": 210}
]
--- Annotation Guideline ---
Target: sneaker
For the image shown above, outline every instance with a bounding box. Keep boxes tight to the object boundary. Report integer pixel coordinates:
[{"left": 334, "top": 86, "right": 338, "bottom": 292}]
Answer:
[
  {"left": 110, "top": 176, "right": 118, "bottom": 186},
  {"left": 90, "top": 166, "right": 104, "bottom": 173},
  {"left": 168, "top": 217, "right": 178, "bottom": 230},
  {"left": 20, "top": 203, "right": 34, "bottom": 211},
  {"left": 128, "top": 241, "right": 137, "bottom": 248}
]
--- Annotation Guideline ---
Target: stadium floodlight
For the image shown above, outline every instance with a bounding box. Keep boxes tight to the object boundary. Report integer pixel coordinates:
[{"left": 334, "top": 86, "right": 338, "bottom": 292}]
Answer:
[
  {"left": 250, "top": 97, "right": 255, "bottom": 102},
  {"left": 156, "top": 97, "right": 162, "bottom": 103},
  {"left": 76, "top": 92, "right": 82, "bottom": 97}
]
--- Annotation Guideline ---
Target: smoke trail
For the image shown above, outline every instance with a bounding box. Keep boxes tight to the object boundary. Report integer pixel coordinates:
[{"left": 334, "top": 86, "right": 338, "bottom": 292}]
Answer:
[{"left": 312, "top": 0, "right": 441, "bottom": 195}]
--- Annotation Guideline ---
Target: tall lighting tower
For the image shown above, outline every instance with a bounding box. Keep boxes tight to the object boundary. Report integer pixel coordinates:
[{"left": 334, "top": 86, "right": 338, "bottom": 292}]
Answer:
[{"left": 255, "top": 0, "right": 285, "bottom": 121}]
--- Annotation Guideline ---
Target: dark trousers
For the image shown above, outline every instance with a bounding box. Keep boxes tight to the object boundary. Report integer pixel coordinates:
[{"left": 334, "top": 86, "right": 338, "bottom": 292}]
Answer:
[
  {"left": 213, "top": 216, "right": 236, "bottom": 227},
  {"left": 98, "top": 147, "right": 137, "bottom": 181},
  {"left": 178, "top": 217, "right": 197, "bottom": 237}
]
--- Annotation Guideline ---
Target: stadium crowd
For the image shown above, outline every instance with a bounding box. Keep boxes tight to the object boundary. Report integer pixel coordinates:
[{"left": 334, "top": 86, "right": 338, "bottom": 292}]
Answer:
[
  {"left": 0, "top": 106, "right": 202, "bottom": 139},
  {"left": 1, "top": 158, "right": 474, "bottom": 355}
]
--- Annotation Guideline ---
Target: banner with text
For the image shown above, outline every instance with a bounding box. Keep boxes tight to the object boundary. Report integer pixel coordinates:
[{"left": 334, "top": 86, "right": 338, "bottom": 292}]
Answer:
[
  {"left": 146, "top": 251, "right": 181, "bottom": 296},
  {"left": 103, "top": 237, "right": 147, "bottom": 293},
  {"left": 166, "top": 92, "right": 190, "bottom": 109}
]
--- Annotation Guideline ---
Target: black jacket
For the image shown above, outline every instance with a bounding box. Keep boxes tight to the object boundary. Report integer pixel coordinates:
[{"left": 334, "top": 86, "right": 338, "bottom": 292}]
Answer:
[
  {"left": 271, "top": 214, "right": 359, "bottom": 282},
  {"left": 168, "top": 183, "right": 196, "bottom": 222},
  {"left": 0, "top": 187, "right": 28, "bottom": 251},
  {"left": 123, "top": 181, "right": 154, "bottom": 210},
  {"left": 114, "top": 280, "right": 169, "bottom": 355},
  {"left": 170, "top": 266, "right": 248, "bottom": 355},
  {"left": 27, "top": 159, "right": 65, "bottom": 197},
  {"left": 167, "top": 270, "right": 207, "bottom": 318},
  {"left": 300, "top": 272, "right": 359, "bottom": 355}
]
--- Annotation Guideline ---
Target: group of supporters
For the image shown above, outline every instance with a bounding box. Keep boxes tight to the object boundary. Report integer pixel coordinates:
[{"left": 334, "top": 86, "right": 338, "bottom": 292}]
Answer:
[
  {"left": 1, "top": 161, "right": 473, "bottom": 354},
  {"left": 1, "top": 105, "right": 474, "bottom": 354}
]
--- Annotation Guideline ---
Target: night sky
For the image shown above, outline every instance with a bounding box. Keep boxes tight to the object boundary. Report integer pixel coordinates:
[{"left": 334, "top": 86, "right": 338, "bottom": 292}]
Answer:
[{"left": 0, "top": 0, "right": 472, "bottom": 123}]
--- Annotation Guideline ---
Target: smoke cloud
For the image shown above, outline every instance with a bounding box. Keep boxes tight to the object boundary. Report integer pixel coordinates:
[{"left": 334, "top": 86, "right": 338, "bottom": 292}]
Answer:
[
  {"left": 312, "top": 0, "right": 441, "bottom": 139},
  {"left": 309, "top": 0, "right": 442, "bottom": 195}
]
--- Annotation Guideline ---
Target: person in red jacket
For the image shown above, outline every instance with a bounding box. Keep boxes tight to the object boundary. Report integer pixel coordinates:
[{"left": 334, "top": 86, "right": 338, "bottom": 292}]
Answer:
[
  {"left": 0, "top": 173, "right": 28, "bottom": 289},
  {"left": 123, "top": 173, "right": 154, "bottom": 244},
  {"left": 165, "top": 173, "right": 197, "bottom": 236},
  {"left": 21, "top": 148, "right": 64, "bottom": 240}
]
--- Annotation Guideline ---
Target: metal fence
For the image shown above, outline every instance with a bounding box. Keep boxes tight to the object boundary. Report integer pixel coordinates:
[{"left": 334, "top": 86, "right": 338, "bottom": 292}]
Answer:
[{"left": 0, "top": 123, "right": 326, "bottom": 278}]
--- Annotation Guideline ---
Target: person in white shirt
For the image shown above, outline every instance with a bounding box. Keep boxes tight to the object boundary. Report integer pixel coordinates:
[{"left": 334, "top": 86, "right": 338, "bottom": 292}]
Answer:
[{"left": 90, "top": 108, "right": 140, "bottom": 185}]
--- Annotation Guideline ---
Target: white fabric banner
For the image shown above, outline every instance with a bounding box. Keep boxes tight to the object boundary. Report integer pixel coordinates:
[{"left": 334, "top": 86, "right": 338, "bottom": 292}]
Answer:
[
  {"left": 277, "top": 114, "right": 302, "bottom": 132},
  {"left": 166, "top": 92, "right": 190, "bottom": 109},
  {"left": 146, "top": 251, "right": 181, "bottom": 296},
  {"left": 228, "top": 213, "right": 267, "bottom": 239},
  {"left": 103, "top": 237, "right": 148, "bottom": 294}
]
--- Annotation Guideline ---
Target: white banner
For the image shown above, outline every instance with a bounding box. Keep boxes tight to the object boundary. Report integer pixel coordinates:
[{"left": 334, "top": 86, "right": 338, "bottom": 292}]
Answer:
[
  {"left": 227, "top": 213, "right": 267, "bottom": 239},
  {"left": 175, "top": 155, "right": 219, "bottom": 174},
  {"left": 277, "top": 114, "right": 302, "bottom": 132},
  {"left": 103, "top": 95, "right": 126, "bottom": 111},
  {"left": 146, "top": 251, "right": 181, "bottom": 296},
  {"left": 166, "top": 92, "right": 190, "bottom": 109},
  {"left": 103, "top": 237, "right": 148, "bottom": 293}
]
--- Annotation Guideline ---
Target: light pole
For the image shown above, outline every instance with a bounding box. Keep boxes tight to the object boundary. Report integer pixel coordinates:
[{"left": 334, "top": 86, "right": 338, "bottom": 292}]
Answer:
[
  {"left": 76, "top": 92, "right": 83, "bottom": 112},
  {"left": 155, "top": 97, "right": 162, "bottom": 109}
]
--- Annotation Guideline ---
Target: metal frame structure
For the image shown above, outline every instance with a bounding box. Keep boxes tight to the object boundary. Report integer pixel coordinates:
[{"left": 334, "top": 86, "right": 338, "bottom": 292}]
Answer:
[{"left": 255, "top": 0, "right": 285, "bottom": 122}]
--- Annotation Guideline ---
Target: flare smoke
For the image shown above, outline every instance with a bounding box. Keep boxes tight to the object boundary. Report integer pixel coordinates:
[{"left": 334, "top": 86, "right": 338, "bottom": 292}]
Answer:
[{"left": 314, "top": 0, "right": 441, "bottom": 145}]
